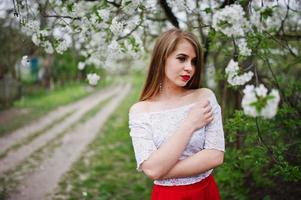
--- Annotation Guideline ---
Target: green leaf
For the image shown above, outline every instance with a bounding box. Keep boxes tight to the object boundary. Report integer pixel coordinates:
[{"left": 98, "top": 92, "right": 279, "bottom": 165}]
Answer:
[{"left": 204, "top": 7, "right": 212, "bottom": 14}]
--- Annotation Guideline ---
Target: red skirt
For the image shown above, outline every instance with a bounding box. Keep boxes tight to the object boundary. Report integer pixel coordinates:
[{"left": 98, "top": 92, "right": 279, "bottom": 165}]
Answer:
[{"left": 151, "top": 175, "right": 221, "bottom": 200}]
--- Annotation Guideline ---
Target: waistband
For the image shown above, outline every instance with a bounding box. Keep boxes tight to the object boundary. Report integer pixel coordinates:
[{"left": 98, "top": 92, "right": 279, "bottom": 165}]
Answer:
[{"left": 153, "top": 175, "right": 213, "bottom": 192}]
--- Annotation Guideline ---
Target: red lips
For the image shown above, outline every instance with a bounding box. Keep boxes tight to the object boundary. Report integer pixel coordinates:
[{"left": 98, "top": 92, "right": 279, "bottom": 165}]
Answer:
[{"left": 181, "top": 75, "right": 190, "bottom": 81}]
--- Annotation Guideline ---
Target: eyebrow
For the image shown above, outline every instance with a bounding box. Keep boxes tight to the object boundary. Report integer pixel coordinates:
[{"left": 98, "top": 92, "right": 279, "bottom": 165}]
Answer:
[{"left": 176, "top": 53, "right": 196, "bottom": 59}]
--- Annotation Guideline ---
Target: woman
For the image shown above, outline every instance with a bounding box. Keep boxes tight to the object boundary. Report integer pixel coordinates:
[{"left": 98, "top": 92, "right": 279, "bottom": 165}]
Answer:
[{"left": 128, "top": 28, "right": 225, "bottom": 200}]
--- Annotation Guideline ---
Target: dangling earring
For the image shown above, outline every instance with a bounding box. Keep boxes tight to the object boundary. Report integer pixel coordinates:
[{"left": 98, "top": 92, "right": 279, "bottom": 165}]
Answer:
[{"left": 159, "top": 81, "right": 163, "bottom": 94}]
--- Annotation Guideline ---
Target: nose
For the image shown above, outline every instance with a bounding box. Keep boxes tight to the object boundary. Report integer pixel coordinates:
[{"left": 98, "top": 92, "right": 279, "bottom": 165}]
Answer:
[{"left": 184, "top": 61, "right": 193, "bottom": 72}]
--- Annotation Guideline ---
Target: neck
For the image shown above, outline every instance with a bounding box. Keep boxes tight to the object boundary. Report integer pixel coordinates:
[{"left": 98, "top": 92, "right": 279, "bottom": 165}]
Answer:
[{"left": 156, "top": 82, "right": 187, "bottom": 102}]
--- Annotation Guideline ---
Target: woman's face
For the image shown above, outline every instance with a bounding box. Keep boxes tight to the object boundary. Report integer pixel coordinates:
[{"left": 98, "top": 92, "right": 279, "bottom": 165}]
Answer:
[{"left": 164, "top": 39, "right": 196, "bottom": 88}]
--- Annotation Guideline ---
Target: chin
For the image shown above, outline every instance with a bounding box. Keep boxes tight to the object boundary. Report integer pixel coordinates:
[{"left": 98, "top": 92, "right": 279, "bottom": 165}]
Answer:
[{"left": 177, "top": 80, "right": 188, "bottom": 87}]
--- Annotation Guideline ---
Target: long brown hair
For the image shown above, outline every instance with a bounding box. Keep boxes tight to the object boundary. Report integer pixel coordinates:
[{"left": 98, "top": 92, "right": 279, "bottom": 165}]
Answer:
[{"left": 139, "top": 28, "right": 203, "bottom": 101}]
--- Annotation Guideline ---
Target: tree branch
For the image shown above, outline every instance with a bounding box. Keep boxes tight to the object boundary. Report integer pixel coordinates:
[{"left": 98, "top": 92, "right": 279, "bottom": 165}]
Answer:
[
  {"left": 146, "top": 16, "right": 167, "bottom": 22},
  {"left": 159, "top": 0, "right": 179, "bottom": 28},
  {"left": 117, "top": 12, "right": 144, "bottom": 41},
  {"left": 105, "top": 0, "right": 121, "bottom": 8},
  {"left": 275, "top": 33, "right": 301, "bottom": 41},
  {"left": 43, "top": 14, "right": 81, "bottom": 20},
  {"left": 84, "top": 0, "right": 121, "bottom": 8},
  {"left": 220, "top": 0, "right": 236, "bottom": 8}
]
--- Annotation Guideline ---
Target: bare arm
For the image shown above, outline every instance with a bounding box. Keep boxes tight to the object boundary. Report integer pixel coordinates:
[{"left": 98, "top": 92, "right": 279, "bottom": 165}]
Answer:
[
  {"left": 159, "top": 149, "right": 224, "bottom": 179},
  {"left": 140, "top": 123, "right": 195, "bottom": 180}
]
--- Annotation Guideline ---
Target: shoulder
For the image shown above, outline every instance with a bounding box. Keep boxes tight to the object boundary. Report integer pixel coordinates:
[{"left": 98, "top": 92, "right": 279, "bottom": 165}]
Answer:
[
  {"left": 129, "top": 101, "right": 149, "bottom": 114},
  {"left": 193, "top": 88, "right": 216, "bottom": 99},
  {"left": 193, "top": 88, "right": 220, "bottom": 109}
]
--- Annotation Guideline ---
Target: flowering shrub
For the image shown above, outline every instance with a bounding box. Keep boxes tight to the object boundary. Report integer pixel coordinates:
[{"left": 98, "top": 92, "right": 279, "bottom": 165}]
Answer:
[{"left": 218, "top": 79, "right": 301, "bottom": 199}]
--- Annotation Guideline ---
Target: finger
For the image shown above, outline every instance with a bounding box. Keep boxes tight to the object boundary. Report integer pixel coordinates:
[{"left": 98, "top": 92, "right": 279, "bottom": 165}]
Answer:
[
  {"left": 203, "top": 105, "right": 212, "bottom": 113},
  {"left": 205, "top": 111, "right": 213, "bottom": 118},
  {"left": 203, "top": 106, "right": 212, "bottom": 115},
  {"left": 206, "top": 116, "right": 214, "bottom": 123},
  {"left": 204, "top": 100, "right": 210, "bottom": 107},
  {"left": 206, "top": 115, "right": 213, "bottom": 121}
]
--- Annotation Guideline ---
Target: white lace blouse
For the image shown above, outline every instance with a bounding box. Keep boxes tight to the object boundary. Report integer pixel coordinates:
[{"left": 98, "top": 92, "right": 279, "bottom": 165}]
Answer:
[{"left": 128, "top": 92, "right": 225, "bottom": 186}]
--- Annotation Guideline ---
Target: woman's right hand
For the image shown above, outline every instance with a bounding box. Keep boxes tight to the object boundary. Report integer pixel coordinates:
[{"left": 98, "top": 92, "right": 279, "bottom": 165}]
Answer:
[{"left": 183, "top": 100, "right": 213, "bottom": 132}]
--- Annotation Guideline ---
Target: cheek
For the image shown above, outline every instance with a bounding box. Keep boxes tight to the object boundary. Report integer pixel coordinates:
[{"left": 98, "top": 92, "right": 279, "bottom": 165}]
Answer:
[
  {"left": 191, "top": 66, "right": 196, "bottom": 76},
  {"left": 166, "top": 58, "right": 177, "bottom": 68},
  {"left": 165, "top": 59, "right": 179, "bottom": 74}
]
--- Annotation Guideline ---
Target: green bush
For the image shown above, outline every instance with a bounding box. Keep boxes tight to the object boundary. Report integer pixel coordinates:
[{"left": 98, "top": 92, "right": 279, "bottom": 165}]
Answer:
[
  {"left": 53, "top": 50, "right": 107, "bottom": 85},
  {"left": 216, "top": 79, "right": 301, "bottom": 200}
]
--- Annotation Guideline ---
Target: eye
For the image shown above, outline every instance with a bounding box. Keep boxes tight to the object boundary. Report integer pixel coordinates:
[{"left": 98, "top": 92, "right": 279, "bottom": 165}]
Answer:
[{"left": 177, "top": 57, "right": 185, "bottom": 62}]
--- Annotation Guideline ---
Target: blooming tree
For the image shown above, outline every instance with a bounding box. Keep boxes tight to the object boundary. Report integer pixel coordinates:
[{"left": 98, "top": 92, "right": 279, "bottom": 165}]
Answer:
[{"left": 1, "top": 0, "right": 300, "bottom": 118}]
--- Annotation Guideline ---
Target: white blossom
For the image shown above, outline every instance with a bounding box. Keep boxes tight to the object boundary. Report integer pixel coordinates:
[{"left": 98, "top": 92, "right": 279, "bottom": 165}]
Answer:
[
  {"left": 225, "top": 59, "right": 253, "bottom": 86},
  {"left": 78, "top": 62, "right": 85, "bottom": 70},
  {"left": 125, "top": 15, "right": 140, "bottom": 31},
  {"left": 122, "top": 0, "right": 141, "bottom": 15},
  {"left": 55, "top": 39, "right": 68, "bottom": 54},
  {"left": 212, "top": 4, "right": 249, "bottom": 37},
  {"left": 255, "top": 84, "right": 268, "bottom": 97},
  {"left": 250, "top": 9, "right": 264, "bottom": 32},
  {"left": 110, "top": 17, "right": 124, "bottom": 37},
  {"left": 49, "top": 0, "right": 62, "bottom": 5},
  {"left": 250, "top": 3, "right": 287, "bottom": 32},
  {"left": 97, "top": 9, "right": 110, "bottom": 21},
  {"left": 260, "top": 89, "right": 280, "bottom": 119},
  {"left": 90, "top": 13, "right": 99, "bottom": 24},
  {"left": 43, "top": 41, "right": 54, "bottom": 54},
  {"left": 167, "top": 0, "right": 194, "bottom": 13},
  {"left": 31, "top": 30, "right": 49, "bottom": 46},
  {"left": 108, "top": 40, "right": 122, "bottom": 57},
  {"left": 22, "top": 19, "right": 40, "bottom": 34},
  {"left": 236, "top": 38, "right": 252, "bottom": 56},
  {"left": 242, "top": 84, "right": 280, "bottom": 119},
  {"left": 145, "top": 0, "right": 157, "bottom": 11},
  {"left": 86, "top": 53, "right": 105, "bottom": 67},
  {"left": 104, "top": 40, "right": 124, "bottom": 65},
  {"left": 87, "top": 73, "right": 100, "bottom": 86},
  {"left": 124, "top": 40, "right": 139, "bottom": 59},
  {"left": 242, "top": 85, "right": 258, "bottom": 117},
  {"left": 225, "top": 59, "right": 239, "bottom": 75},
  {"left": 32, "top": 33, "right": 40, "bottom": 45},
  {"left": 69, "top": 2, "right": 85, "bottom": 18}
]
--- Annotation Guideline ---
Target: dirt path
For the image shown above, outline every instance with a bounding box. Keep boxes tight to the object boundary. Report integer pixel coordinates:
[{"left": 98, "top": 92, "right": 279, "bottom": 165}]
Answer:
[
  {"left": 0, "top": 84, "right": 119, "bottom": 154},
  {"left": 0, "top": 84, "right": 123, "bottom": 174},
  {"left": 6, "top": 83, "right": 131, "bottom": 200}
]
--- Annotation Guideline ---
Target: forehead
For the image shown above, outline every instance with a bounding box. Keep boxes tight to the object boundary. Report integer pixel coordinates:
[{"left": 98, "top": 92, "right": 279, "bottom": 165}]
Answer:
[{"left": 173, "top": 39, "right": 196, "bottom": 57}]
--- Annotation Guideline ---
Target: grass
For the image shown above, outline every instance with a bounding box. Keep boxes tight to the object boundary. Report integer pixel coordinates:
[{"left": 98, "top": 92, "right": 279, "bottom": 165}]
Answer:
[
  {"left": 0, "top": 78, "right": 115, "bottom": 136},
  {"left": 14, "top": 81, "right": 100, "bottom": 109},
  {"left": 53, "top": 72, "right": 153, "bottom": 200}
]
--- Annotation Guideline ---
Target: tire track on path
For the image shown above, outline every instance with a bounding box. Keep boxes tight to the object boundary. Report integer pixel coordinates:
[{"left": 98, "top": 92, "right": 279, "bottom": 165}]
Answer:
[
  {"left": 8, "top": 83, "right": 131, "bottom": 200},
  {"left": 0, "top": 84, "right": 118, "bottom": 154},
  {"left": 0, "top": 84, "right": 122, "bottom": 174}
]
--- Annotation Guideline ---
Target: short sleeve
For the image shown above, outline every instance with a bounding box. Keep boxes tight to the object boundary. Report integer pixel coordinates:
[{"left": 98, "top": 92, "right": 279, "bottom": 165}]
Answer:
[
  {"left": 204, "top": 93, "right": 225, "bottom": 152},
  {"left": 128, "top": 114, "right": 157, "bottom": 172}
]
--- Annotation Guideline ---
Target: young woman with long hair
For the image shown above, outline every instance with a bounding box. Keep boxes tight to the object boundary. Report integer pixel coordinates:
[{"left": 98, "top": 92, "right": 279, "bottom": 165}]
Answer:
[{"left": 128, "top": 28, "right": 225, "bottom": 200}]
